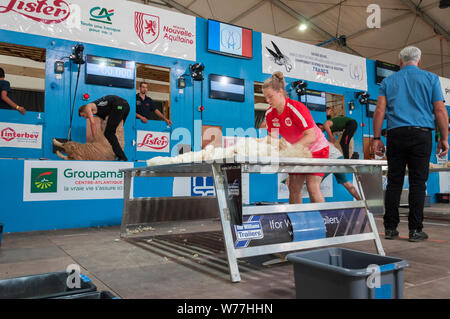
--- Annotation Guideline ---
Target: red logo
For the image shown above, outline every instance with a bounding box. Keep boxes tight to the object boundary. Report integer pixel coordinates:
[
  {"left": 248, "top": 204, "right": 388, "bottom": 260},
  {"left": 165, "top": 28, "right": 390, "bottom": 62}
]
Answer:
[
  {"left": 137, "top": 133, "right": 169, "bottom": 150},
  {"left": 135, "top": 11, "right": 160, "bottom": 45},
  {"left": 1, "top": 127, "right": 15, "bottom": 141},
  {"left": 0, "top": 0, "right": 71, "bottom": 24},
  {"left": 285, "top": 118, "right": 292, "bottom": 127}
]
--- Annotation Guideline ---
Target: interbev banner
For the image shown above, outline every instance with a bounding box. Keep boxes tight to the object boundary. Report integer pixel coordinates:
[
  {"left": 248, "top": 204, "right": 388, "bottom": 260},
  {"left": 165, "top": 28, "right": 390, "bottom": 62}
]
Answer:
[
  {"left": 0, "top": 122, "right": 42, "bottom": 149},
  {"left": 262, "top": 33, "right": 368, "bottom": 91},
  {"left": 23, "top": 160, "right": 133, "bottom": 201},
  {"left": 0, "top": 0, "right": 196, "bottom": 61}
]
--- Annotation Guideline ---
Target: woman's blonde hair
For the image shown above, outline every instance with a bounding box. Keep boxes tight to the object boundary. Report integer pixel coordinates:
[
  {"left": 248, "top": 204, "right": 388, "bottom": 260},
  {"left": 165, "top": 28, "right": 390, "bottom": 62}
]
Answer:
[{"left": 263, "top": 71, "right": 287, "bottom": 94}]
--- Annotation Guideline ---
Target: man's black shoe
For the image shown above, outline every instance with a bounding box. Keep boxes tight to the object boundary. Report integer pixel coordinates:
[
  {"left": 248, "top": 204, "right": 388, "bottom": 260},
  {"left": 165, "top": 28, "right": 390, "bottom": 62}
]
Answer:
[
  {"left": 409, "top": 230, "right": 428, "bottom": 242},
  {"left": 385, "top": 229, "right": 399, "bottom": 240}
]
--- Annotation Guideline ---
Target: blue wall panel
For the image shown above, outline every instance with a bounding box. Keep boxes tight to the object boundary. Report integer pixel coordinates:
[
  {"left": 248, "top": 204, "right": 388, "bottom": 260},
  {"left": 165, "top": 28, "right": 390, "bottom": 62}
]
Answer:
[{"left": 0, "top": 17, "right": 448, "bottom": 233}]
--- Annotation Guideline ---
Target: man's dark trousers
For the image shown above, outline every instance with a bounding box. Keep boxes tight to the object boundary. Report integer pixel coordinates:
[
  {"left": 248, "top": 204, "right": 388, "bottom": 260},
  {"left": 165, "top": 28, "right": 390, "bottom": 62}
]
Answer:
[{"left": 384, "top": 127, "right": 432, "bottom": 232}]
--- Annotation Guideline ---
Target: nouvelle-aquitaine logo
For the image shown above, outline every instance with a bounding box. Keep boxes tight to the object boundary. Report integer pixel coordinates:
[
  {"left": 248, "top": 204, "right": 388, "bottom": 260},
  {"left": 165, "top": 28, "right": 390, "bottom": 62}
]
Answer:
[{"left": 31, "top": 168, "right": 57, "bottom": 193}]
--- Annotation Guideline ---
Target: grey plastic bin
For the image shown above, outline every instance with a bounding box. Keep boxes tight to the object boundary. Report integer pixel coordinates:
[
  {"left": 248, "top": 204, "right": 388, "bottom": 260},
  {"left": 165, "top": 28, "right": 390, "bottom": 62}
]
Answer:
[
  {"left": 286, "top": 248, "right": 408, "bottom": 299},
  {"left": 0, "top": 271, "right": 97, "bottom": 299}
]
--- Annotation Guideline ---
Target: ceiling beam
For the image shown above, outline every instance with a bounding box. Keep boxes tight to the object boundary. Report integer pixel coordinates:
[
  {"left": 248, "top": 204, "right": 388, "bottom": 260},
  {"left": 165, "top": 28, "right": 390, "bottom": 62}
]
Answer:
[
  {"left": 158, "top": 0, "right": 205, "bottom": 18},
  {"left": 401, "top": 0, "right": 450, "bottom": 41},
  {"left": 276, "top": 0, "right": 347, "bottom": 37},
  {"left": 229, "top": 0, "right": 267, "bottom": 24},
  {"left": 269, "top": 0, "right": 363, "bottom": 56},
  {"left": 422, "top": 60, "right": 450, "bottom": 73},
  {"left": 367, "top": 34, "right": 438, "bottom": 59},
  {"left": 346, "top": 1, "right": 437, "bottom": 42}
]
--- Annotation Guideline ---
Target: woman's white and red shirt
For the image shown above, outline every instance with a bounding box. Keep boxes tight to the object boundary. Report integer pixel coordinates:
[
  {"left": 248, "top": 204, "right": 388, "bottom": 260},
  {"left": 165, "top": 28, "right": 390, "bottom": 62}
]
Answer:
[{"left": 265, "top": 98, "right": 329, "bottom": 154}]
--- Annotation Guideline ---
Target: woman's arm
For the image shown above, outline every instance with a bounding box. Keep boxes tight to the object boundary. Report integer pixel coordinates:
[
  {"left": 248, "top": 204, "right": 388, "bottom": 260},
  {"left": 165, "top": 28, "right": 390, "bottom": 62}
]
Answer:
[{"left": 296, "top": 127, "right": 316, "bottom": 148}]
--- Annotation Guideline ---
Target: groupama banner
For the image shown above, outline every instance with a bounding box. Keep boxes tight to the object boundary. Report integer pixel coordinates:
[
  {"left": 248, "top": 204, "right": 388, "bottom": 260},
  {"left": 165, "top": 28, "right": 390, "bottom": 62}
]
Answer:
[
  {"left": 23, "top": 160, "right": 132, "bottom": 201},
  {"left": 0, "top": 0, "right": 196, "bottom": 61}
]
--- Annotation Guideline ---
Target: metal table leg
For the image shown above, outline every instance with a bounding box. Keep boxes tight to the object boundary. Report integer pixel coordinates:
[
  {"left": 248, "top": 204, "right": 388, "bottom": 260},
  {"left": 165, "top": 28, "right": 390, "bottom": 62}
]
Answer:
[
  {"left": 120, "top": 171, "right": 133, "bottom": 238},
  {"left": 212, "top": 164, "right": 241, "bottom": 283},
  {"left": 354, "top": 167, "right": 385, "bottom": 256}
]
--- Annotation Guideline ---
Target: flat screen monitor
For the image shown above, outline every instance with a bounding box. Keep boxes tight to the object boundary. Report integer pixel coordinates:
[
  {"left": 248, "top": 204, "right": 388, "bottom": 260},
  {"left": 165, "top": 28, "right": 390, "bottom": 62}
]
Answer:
[
  {"left": 208, "top": 19, "right": 253, "bottom": 59},
  {"left": 376, "top": 60, "right": 400, "bottom": 84},
  {"left": 209, "top": 74, "right": 245, "bottom": 102},
  {"left": 85, "top": 55, "right": 135, "bottom": 89},
  {"left": 366, "top": 99, "right": 378, "bottom": 117},
  {"left": 300, "top": 89, "right": 326, "bottom": 112}
]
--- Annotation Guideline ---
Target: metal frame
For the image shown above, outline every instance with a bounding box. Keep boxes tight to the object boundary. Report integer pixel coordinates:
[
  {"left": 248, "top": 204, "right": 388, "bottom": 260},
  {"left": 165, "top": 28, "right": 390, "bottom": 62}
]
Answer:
[{"left": 120, "top": 157, "right": 387, "bottom": 282}]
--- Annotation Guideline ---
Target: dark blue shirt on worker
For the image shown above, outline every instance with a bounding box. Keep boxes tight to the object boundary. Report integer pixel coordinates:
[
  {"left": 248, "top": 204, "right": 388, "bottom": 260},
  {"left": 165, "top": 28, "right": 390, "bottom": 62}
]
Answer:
[
  {"left": 136, "top": 93, "right": 157, "bottom": 119},
  {"left": 379, "top": 65, "right": 444, "bottom": 130},
  {"left": 0, "top": 79, "right": 11, "bottom": 108}
]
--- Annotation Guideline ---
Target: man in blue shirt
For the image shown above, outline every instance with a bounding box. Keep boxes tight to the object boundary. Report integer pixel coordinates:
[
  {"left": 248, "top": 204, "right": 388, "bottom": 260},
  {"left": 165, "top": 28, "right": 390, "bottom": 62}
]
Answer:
[
  {"left": 373, "top": 46, "right": 449, "bottom": 242},
  {"left": 0, "top": 67, "right": 26, "bottom": 114},
  {"left": 136, "top": 82, "right": 172, "bottom": 125}
]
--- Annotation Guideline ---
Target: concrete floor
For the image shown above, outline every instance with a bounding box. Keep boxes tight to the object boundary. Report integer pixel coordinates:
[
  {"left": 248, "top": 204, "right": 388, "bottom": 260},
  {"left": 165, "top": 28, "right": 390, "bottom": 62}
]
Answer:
[{"left": 0, "top": 204, "right": 449, "bottom": 299}]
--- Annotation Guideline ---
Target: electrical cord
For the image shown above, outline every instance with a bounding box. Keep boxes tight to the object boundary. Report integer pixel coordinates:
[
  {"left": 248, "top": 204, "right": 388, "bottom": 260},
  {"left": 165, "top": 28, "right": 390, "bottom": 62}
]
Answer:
[{"left": 67, "top": 62, "right": 81, "bottom": 141}]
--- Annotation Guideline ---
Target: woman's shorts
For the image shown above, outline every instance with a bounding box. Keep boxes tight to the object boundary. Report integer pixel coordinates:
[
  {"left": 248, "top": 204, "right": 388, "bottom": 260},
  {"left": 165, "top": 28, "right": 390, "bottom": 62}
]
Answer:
[{"left": 289, "top": 146, "right": 330, "bottom": 178}]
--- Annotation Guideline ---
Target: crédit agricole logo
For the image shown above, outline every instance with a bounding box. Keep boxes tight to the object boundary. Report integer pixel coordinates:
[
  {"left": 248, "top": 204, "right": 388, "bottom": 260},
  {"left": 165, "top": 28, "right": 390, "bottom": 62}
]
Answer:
[{"left": 0, "top": 0, "right": 71, "bottom": 24}]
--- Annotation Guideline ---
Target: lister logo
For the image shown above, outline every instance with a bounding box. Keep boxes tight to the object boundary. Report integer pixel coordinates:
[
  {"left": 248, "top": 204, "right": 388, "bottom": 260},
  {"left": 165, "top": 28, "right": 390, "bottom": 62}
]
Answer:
[
  {"left": 31, "top": 168, "right": 58, "bottom": 193},
  {"left": 137, "top": 133, "right": 169, "bottom": 150},
  {"left": 0, "top": 0, "right": 71, "bottom": 24}
]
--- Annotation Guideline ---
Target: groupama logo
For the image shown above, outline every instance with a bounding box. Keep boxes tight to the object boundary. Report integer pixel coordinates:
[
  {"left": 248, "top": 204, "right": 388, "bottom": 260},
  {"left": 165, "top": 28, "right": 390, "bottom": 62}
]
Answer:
[{"left": 31, "top": 168, "right": 57, "bottom": 193}]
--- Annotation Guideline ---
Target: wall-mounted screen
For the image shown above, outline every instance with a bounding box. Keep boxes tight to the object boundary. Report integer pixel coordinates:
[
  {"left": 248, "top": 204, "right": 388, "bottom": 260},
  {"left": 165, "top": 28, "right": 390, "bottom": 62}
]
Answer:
[
  {"left": 209, "top": 74, "right": 245, "bottom": 102},
  {"left": 376, "top": 60, "right": 400, "bottom": 85},
  {"left": 85, "top": 55, "right": 135, "bottom": 89},
  {"left": 366, "top": 99, "right": 378, "bottom": 117},
  {"left": 208, "top": 19, "right": 253, "bottom": 59},
  {"left": 300, "top": 89, "right": 326, "bottom": 112}
]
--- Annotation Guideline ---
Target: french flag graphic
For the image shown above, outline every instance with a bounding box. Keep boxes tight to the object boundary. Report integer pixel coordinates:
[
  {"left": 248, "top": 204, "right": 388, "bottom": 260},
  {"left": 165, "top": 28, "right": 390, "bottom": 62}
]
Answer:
[{"left": 208, "top": 20, "right": 252, "bottom": 58}]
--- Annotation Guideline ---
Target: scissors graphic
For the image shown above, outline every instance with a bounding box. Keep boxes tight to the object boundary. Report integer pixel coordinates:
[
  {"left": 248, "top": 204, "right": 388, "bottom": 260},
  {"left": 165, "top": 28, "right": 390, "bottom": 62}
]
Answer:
[{"left": 266, "top": 41, "right": 293, "bottom": 72}]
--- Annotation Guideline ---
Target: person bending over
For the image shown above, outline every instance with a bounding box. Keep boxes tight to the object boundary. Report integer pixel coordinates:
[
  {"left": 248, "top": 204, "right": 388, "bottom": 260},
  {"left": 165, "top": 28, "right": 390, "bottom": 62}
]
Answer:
[
  {"left": 79, "top": 95, "right": 130, "bottom": 161},
  {"left": 317, "top": 109, "right": 357, "bottom": 159}
]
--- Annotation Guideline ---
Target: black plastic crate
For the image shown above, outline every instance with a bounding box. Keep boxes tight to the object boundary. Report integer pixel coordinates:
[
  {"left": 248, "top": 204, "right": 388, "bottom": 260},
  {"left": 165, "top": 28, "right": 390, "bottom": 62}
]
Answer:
[{"left": 0, "top": 271, "right": 97, "bottom": 299}]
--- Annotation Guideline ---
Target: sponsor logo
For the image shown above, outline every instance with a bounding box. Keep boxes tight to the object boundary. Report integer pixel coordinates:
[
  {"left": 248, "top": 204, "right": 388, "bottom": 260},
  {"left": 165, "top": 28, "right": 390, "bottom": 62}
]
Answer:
[
  {"left": 272, "top": 118, "right": 280, "bottom": 127},
  {"left": 221, "top": 27, "right": 241, "bottom": 50},
  {"left": 0, "top": 0, "right": 71, "bottom": 24},
  {"left": 137, "top": 133, "right": 169, "bottom": 150},
  {"left": 135, "top": 11, "right": 160, "bottom": 45},
  {"left": 191, "top": 177, "right": 215, "bottom": 196},
  {"left": 1, "top": 127, "right": 39, "bottom": 142},
  {"left": 323, "top": 216, "right": 340, "bottom": 225},
  {"left": 31, "top": 168, "right": 57, "bottom": 193},
  {"left": 349, "top": 63, "right": 364, "bottom": 81},
  {"left": 285, "top": 118, "right": 292, "bottom": 127},
  {"left": 89, "top": 6, "right": 114, "bottom": 24},
  {"left": 445, "top": 88, "right": 450, "bottom": 95},
  {"left": 313, "top": 66, "right": 328, "bottom": 76},
  {"left": 235, "top": 220, "right": 264, "bottom": 241},
  {"left": 63, "top": 168, "right": 123, "bottom": 181}
]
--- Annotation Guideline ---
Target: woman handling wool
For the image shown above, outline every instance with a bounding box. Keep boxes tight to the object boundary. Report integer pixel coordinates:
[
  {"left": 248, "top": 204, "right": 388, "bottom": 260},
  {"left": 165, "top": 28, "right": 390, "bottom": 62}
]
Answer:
[{"left": 263, "top": 71, "right": 329, "bottom": 204}]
